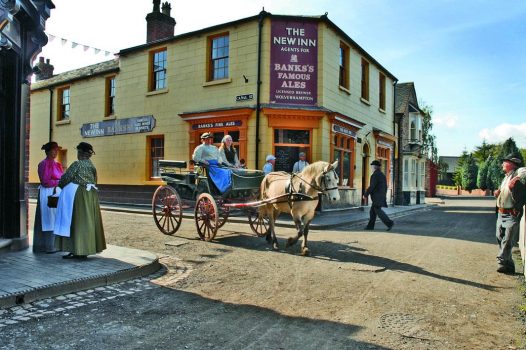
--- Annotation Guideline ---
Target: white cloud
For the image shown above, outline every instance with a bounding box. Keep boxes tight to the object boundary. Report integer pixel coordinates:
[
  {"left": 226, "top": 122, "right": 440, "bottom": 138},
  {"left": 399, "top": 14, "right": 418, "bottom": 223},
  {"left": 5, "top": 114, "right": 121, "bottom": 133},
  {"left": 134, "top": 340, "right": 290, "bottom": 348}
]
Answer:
[
  {"left": 479, "top": 123, "right": 526, "bottom": 146},
  {"left": 433, "top": 113, "right": 459, "bottom": 129}
]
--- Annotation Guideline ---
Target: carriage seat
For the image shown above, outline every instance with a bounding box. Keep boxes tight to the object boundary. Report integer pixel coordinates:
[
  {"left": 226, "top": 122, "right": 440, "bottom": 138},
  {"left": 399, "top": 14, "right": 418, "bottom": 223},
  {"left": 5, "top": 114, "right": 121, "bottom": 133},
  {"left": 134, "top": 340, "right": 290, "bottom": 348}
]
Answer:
[{"left": 158, "top": 160, "right": 187, "bottom": 169}]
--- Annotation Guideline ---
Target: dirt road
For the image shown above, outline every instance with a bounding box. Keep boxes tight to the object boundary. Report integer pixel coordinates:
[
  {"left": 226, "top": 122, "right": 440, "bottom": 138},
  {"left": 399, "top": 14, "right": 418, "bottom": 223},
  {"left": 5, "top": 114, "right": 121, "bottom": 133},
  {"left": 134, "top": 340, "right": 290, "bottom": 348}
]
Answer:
[{"left": 17, "top": 197, "right": 525, "bottom": 349}]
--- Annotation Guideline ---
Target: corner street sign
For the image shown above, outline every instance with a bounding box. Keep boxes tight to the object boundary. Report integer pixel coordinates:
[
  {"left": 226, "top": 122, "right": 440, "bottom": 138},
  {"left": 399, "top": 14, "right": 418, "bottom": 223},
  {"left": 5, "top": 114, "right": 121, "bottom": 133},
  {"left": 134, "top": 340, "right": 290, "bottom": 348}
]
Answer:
[
  {"left": 235, "top": 94, "right": 254, "bottom": 102},
  {"left": 81, "top": 115, "right": 156, "bottom": 138}
]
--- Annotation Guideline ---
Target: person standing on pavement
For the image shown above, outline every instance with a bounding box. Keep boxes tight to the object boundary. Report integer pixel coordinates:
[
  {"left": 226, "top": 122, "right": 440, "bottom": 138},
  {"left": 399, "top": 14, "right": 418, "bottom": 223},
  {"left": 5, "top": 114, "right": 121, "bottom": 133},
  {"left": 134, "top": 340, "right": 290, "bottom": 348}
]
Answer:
[
  {"left": 363, "top": 160, "right": 394, "bottom": 231},
  {"left": 293, "top": 152, "right": 309, "bottom": 173},
  {"left": 494, "top": 154, "right": 526, "bottom": 273},
  {"left": 33, "top": 141, "right": 64, "bottom": 253},
  {"left": 263, "top": 155, "right": 276, "bottom": 174},
  {"left": 54, "top": 142, "right": 106, "bottom": 259}
]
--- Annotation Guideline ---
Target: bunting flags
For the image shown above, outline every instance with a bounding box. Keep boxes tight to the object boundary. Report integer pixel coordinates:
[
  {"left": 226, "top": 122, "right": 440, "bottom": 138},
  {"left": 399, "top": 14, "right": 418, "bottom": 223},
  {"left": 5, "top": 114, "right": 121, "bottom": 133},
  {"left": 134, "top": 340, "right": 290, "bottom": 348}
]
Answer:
[{"left": 47, "top": 33, "right": 112, "bottom": 56}]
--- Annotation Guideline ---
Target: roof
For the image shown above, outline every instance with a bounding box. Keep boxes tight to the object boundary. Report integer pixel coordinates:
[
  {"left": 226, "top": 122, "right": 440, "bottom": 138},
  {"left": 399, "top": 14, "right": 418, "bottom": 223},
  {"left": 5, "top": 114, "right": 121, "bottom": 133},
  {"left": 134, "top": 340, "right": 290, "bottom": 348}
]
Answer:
[
  {"left": 438, "top": 156, "right": 460, "bottom": 173},
  {"left": 31, "top": 59, "right": 119, "bottom": 91},
  {"left": 395, "top": 82, "right": 421, "bottom": 115},
  {"left": 120, "top": 11, "right": 397, "bottom": 81}
]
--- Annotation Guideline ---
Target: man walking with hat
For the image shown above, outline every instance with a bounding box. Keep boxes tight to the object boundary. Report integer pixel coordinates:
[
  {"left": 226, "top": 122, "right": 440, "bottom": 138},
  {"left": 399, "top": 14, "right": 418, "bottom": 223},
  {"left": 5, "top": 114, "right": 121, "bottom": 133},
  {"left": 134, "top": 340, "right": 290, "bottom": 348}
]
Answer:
[
  {"left": 494, "top": 153, "right": 526, "bottom": 273},
  {"left": 363, "top": 160, "right": 394, "bottom": 231}
]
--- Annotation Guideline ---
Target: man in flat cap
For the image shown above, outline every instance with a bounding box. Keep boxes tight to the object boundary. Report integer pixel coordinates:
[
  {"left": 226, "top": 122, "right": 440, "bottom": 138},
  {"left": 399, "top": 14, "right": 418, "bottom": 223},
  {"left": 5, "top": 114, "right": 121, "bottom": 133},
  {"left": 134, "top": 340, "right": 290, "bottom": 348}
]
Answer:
[
  {"left": 293, "top": 151, "right": 309, "bottom": 173},
  {"left": 363, "top": 160, "right": 394, "bottom": 231},
  {"left": 494, "top": 153, "right": 526, "bottom": 273},
  {"left": 192, "top": 132, "right": 220, "bottom": 165}
]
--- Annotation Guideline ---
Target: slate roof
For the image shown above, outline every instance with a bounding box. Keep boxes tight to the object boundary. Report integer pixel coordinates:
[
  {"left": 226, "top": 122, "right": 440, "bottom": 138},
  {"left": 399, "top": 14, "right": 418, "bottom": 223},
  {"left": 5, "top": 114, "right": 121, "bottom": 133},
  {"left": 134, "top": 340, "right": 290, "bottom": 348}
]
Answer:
[
  {"left": 31, "top": 59, "right": 119, "bottom": 91},
  {"left": 395, "top": 82, "right": 420, "bottom": 115}
]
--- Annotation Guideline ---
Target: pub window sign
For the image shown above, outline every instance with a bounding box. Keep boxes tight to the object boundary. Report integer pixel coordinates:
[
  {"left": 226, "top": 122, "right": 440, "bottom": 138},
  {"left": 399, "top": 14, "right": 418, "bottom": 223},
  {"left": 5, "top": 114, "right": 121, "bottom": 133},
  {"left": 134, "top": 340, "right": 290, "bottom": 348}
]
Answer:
[{"left": 192, "top": 120, "right": 242, "bottom": 130}]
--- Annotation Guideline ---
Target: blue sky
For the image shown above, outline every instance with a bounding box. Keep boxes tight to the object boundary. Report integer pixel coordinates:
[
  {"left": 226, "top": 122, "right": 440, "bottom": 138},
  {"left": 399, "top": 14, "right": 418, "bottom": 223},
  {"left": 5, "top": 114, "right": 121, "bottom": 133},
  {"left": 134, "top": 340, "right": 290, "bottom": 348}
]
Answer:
[{"left": 38, "top": 0, "right": 526, "bottom": 156}]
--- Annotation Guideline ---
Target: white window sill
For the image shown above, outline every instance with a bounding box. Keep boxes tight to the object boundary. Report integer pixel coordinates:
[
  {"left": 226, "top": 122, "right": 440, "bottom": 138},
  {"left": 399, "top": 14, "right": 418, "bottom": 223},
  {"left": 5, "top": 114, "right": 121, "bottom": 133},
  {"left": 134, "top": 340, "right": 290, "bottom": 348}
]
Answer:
[
  {"left": 360, "top": 97, "right": 370, "bottom": 106},
  {"left": 338, "top": 85, "right": 351, "bottom": 95},
  {"left": 378, "top": 108, "right": 386, "bottom": 114},
  {"left": 104, "top": 114, "right": 117, "bottom": 120},
  {"left": 55, "top": 119, "right": 71, "bottom": 126},
  {"left": 146, "top": 88, "right": 169, "bottom": 97},
  {"left": 203, "top": 78, "right": 232, "bottom": 87}
]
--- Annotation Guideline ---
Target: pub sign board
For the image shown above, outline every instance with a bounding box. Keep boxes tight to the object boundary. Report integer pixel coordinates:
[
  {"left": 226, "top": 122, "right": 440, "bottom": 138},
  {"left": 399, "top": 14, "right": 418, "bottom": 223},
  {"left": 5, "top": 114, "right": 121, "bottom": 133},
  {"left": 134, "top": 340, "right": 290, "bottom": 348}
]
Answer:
[
  {"left": 192, "top": 120, "right": 242, "bottom": 130},
  {"left": 81, "top": 115, "right": 156, "bottom": 138},
  {"left": 270, "top": 20, "right": 318, "bottom": 106}
]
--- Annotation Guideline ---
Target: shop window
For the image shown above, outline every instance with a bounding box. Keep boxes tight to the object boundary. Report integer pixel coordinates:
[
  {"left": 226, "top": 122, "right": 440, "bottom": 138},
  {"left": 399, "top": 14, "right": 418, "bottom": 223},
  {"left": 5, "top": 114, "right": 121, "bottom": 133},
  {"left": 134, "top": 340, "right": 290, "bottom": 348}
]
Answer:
[
  {"left": 376, "top": 146, "right": 391, "bottom": 185},
  {"left": 208, "top": 33, "right": 229, "bottom": 81},
  {"left": 149, "top": 48, "right": 167, "bottom": 91},
  {"left": 105, "top": 75, "right": 116, "bottom": 117},
  {"left": 379, "top": 73, "right": 386, "bottom": 110},
  {"left": 149, "top": 136, "right": 164, "bottom": 178},
  {"left": 57, "top": 86, "right": 70, "bottom": 121},
  {"left": 333, "top": 134, "right": 354, "bottom": 187},
  {"left": 274, "top": 129, "right": 310, "bottom": 172},
  {"left": 361, "top": 58, "right": 369, "bottom": 101},
  {"left": 339, "top": 42, "right": 349, "bottom": 89}
]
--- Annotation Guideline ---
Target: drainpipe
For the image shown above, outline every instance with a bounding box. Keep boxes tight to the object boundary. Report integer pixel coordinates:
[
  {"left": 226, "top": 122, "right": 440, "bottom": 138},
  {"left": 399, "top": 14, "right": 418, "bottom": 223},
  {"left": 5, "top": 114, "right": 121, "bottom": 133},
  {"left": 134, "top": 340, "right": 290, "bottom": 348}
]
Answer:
[
  {"left": 393, "top": 80, "right": 401, "bottom": 205},
  {"left": 48, "top": 88, "right": 53, "bottom": 141},
  {"left": 255, "top": 10, "right": 266, "bottom": 168}
]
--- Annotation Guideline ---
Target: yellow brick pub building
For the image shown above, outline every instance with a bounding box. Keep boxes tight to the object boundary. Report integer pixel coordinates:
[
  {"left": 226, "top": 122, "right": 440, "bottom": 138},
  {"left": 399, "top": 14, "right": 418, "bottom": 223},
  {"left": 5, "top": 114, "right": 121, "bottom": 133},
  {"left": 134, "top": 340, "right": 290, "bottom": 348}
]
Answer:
[{"left": 29, "top": 3, "right": 398, "bottom": 209}]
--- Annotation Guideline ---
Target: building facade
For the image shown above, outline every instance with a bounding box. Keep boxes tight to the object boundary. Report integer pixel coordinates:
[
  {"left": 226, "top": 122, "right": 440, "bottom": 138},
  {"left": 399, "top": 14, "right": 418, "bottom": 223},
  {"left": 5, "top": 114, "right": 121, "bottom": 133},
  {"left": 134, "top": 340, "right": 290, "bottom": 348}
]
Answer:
[
  {"left": 29, "top": 4, "right": 398, "bottom": 209},
  {"left": 394, "top": 82, "right": 426, "bottom": 205}
]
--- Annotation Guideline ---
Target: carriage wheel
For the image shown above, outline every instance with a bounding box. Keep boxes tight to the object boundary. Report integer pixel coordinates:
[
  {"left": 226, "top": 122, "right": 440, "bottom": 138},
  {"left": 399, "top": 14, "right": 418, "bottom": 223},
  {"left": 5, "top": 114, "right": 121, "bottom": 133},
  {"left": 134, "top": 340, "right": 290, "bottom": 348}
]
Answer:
[
  {"left": 152, "top": 185, "right": 183, "bottom": 235},
  {"left": 247, "top": 208, "right": 270, "bottom": 237},
  {"left": 217, "top": 205, "right": 230, "bottom": 229},
  {"left": 194, "top": 193, "right": 219, "bottom": 241}
]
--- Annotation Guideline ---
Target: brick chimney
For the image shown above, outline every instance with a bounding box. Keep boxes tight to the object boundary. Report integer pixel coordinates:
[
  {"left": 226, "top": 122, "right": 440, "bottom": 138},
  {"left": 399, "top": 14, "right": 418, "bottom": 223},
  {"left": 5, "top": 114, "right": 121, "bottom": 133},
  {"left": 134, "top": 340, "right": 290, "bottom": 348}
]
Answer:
[
  {"left": 146, "top": 0, "right": 176, "bottom": 43},
  {"left": 34, "top": 57, "right": 54, "bottom": 81}
]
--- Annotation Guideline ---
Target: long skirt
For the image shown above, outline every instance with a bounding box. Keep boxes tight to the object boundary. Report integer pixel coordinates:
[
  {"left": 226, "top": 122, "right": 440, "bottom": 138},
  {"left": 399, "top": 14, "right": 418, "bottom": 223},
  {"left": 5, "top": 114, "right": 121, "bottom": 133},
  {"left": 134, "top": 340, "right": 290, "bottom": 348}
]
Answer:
[
  {"left": 33, "top": 191, "right": 57, "bottom": 253},
  {"left": 55, "top": 186, "right": 106, "bottom": 255}
]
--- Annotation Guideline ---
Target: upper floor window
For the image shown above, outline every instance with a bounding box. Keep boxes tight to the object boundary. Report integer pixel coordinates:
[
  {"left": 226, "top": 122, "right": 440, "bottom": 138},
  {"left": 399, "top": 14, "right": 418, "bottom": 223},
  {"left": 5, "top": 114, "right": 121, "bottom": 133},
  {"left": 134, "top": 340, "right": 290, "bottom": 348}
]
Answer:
[
  {"left": 379, "top": 73, "right": 386, "bottom": 110},
  {"left": 361, "top": 58, "right": 370, "bottom": 101},
  {"left": 339, "top": 42, "right": 349, "bottom": 89},
  {"left": 105, "top": 76, "right": 116, "bottom": 117},
  {"left": 409, "top": 113, "right": 422, "bottom": 142},
  {"left": 149, "top": 48, "right": 167, "bottom": 91},
  {"left": 410, "top": 121, "right": 417, "bottom": 141},
  {"left": 57, "top": 87, "right": 70, "bottom": 121},
  {"left": 208, "top": 33, "right": 229, "bottom": 81}
]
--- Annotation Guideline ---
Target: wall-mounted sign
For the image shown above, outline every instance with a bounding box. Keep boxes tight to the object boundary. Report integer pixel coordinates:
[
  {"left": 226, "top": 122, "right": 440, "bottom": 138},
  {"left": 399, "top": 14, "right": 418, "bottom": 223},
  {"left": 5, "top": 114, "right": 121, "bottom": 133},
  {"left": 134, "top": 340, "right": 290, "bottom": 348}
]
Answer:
[
  {"left": 332, "top": 124, "right": 357, "bottom": 138},
  {"left": 192, "top": 120, "right": 242, "bottom": 130},
  {"left": 235, "top": 94, "right": 254, "bottom": 102},
  {"left": 377, "top": 140, "right": 393, "bottom": 148},
  {"left": 80, "top": 115, "right": 156, "bottom": 138},
  {"left": 270, "top": 20, "right": 318, "bottom": 106}
]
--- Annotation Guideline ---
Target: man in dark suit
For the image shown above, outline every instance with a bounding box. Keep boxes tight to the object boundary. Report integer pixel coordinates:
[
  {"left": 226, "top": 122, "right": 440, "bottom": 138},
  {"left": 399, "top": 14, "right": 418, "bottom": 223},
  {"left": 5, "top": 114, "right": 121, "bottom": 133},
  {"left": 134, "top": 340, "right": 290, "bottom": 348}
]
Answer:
[{"left": 363, "top": 160, "right": 394, "bottom": 231}]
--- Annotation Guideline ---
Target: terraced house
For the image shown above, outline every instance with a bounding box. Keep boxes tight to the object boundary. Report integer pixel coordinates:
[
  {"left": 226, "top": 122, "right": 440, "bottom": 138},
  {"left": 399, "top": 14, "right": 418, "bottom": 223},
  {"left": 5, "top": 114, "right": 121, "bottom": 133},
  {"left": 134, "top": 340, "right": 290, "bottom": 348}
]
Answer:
[{"left": 29, "top": 1, "right": 398, "bottom": 209}]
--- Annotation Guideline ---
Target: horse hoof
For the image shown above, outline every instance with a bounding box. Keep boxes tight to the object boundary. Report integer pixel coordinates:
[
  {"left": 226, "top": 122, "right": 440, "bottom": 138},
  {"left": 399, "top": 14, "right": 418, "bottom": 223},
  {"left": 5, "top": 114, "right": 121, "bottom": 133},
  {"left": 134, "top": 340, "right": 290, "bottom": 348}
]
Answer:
[
  {"left": 272, "top": 243, "right": 279, "bottom": 251},
  {"left": 301, "top": 247, "right": 310, "bottom": 256}
]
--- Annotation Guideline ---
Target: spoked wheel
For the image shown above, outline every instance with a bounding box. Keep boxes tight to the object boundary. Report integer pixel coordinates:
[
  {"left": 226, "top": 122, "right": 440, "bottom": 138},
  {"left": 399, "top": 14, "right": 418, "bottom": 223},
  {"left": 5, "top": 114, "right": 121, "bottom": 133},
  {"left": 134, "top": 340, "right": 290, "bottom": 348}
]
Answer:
[
  {"left": 194, "top": 193, "right": 219, "bottom": 241},
  {"left": 217, "top": 205, "right": 230, "bottom": 229},
  {"left": 152, "top": 185, "right": 183, "bottom": 235},
  {"left": 247, "top": 208, "right": 270, "bottom": 237}
]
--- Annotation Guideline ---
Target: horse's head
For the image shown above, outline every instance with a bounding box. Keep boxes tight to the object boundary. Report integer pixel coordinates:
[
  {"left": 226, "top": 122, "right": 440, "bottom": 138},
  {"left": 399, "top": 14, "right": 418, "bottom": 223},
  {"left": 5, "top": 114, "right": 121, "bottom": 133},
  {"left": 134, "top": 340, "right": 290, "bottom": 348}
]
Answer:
[{"left": 320, "top": 160, "right": 340, "bottom": 201}]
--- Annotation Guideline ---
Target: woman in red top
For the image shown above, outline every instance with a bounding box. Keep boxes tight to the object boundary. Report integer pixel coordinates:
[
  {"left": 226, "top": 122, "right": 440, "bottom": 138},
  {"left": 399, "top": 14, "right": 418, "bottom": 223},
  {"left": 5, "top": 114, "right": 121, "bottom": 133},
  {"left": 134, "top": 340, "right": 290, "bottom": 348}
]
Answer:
[{"left": 33, "top": 141, "right": 63, "bottom": 253}]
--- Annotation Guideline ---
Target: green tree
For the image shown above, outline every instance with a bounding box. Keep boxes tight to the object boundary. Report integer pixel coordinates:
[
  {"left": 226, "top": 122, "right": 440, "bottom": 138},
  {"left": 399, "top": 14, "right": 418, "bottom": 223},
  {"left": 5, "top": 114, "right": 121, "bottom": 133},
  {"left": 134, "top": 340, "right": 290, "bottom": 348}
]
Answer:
[
  {"left": 485, "top": 138, "right": 523, "bottom": 190},
  {"left": 521, "top": 148, "right": 526, "bottom": 162},
  {"left": 420, "top": 104, "right": 438, "bottom": 163},
  {"left": 453, "top": 150, "right": 469, "bottom": 187},
  {"left": 477, "top": 160, "right": 489, "bottom": 190},
  {"left": 460, "top": 154, "right": 478, "bottom": 191},
  {"left": 472, "top": 140, "right": 495, "bottom": 163}
]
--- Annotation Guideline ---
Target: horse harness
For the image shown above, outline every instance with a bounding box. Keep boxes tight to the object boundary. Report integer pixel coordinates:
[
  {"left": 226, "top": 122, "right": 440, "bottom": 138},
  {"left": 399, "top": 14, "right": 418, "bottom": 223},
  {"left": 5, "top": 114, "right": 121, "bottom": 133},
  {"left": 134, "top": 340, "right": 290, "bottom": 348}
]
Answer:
[{"left": 282, "top": 169, "right": 339, "bottom": 208}]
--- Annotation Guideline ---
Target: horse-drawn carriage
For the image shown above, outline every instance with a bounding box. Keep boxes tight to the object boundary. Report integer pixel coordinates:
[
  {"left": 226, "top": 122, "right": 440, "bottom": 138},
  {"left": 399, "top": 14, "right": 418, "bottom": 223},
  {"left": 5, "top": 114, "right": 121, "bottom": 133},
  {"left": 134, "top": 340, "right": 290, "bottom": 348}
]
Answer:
[
  {"left": 151, "top": 160, "right": 271, "bottom": 241},
  {"left": 151, "top": 159, "right": 341, "bottom": 255}
]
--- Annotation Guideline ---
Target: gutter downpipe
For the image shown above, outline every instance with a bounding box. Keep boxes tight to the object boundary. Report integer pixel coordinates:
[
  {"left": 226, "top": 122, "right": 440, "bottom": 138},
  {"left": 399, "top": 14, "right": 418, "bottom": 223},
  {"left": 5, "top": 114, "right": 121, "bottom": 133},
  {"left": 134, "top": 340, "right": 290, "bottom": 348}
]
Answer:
[
  {"left": 393, "top": 80, "right": 400, "bottom": 206},
  {"left": 255, "top": 10, "right": 266, "bottom": 168},
  {"left": 48, "top": 88, "right": 53, "bottom": 142}
]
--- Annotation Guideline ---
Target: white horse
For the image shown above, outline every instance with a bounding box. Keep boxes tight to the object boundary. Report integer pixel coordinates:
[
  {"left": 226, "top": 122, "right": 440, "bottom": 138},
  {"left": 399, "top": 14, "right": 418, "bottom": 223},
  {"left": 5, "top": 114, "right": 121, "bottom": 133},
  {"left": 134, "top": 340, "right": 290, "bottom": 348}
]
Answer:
[{"left": 258, "top": 161, "right": 340, "bottom": 255}]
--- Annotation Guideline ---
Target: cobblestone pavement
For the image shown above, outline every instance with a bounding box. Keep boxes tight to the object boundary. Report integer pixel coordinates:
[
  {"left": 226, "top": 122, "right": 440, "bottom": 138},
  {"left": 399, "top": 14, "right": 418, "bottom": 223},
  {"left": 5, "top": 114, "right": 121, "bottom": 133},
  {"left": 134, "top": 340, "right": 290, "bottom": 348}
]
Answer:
[{"left": 0, "top": 256, "right": 191, "bottom": 330}]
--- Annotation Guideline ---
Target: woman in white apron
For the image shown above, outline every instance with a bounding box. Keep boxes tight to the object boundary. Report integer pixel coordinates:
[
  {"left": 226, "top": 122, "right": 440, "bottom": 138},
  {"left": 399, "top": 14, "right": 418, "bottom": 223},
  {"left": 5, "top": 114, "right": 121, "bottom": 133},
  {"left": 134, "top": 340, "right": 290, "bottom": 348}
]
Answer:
[
  {"left": 54, "top": 142, "right": 106, "bottom": 259},
  {"left": 33, "top": 141, "right": 63, "bottom": 253}
]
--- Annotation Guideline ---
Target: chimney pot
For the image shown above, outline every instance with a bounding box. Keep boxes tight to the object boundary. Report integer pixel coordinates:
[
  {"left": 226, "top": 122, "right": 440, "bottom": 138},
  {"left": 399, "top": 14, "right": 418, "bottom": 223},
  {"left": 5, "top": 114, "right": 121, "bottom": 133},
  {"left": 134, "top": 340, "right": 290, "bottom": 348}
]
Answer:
[
  {"left": 161, "top": 2, "right": 171, "bottom": 16},
  {"left": 39, "top": 56, "right": 44, "bottom": 63},
  {"left": 153, "top": 0, "right": 160, "bottom": 12}
]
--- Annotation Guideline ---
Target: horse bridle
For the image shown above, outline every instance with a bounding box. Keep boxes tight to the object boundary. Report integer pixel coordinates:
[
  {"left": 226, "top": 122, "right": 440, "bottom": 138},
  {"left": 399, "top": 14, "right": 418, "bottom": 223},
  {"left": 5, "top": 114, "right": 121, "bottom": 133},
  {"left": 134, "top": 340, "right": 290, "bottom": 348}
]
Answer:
[{"left": 292, "top": 168, "right": 339, "bottom": 195}]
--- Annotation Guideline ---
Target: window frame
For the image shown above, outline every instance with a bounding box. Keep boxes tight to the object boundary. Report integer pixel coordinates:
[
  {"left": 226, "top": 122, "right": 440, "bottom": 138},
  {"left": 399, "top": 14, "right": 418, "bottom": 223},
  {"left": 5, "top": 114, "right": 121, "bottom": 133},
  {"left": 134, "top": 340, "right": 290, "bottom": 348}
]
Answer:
[
  {"left": 379, "top": 72, "right": 386, "bottom": 110},
  {"left": 57, "top": 86, "right": 71, "bottom": 121},
  {"left": 332, "top": 133, "right": 355, "bottom": 187},
  {"left": 207, "top": 32, "right": 230, "bottom": 82},
  {"left": 272, "top": 128, "right": 311, "bottom": 173},
  {"left": 339, "top": 42, "right": 350, "bottom": 89},
  {"left": 147, "top": 135, "right": 165, "bottom": 179},
  {"left": 360, "top": 58, "right": 370, "bottom": 101},
  {"left": 376, "top": 145, "right": 391, "bottom": 186},
  {"left": 148, "top": 47, "right": 167, "bottom": 92},
  {"left": 105, "top": 75, "right": 116, "bottom": 117}
]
